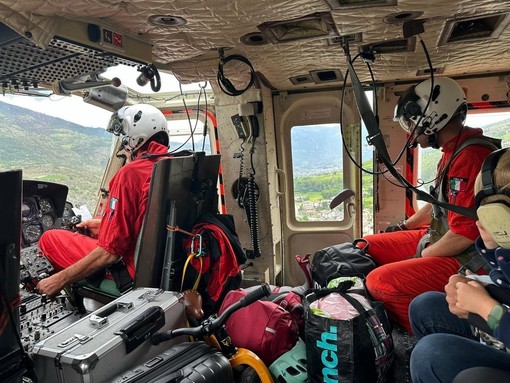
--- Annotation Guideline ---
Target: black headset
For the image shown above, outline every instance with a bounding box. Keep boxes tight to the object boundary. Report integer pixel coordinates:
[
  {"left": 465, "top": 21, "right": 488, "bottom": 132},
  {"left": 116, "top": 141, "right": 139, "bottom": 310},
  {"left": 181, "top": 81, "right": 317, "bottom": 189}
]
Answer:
[{"left": 475, "top": 148, "right": 510, "bottom": 248}]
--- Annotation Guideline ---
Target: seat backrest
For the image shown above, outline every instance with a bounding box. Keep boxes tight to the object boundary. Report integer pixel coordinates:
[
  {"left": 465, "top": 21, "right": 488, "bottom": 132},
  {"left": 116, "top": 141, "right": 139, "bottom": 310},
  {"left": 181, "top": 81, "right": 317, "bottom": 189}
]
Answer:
[{"left": 133, "top": 153, "right": 220, "bottom": 290}]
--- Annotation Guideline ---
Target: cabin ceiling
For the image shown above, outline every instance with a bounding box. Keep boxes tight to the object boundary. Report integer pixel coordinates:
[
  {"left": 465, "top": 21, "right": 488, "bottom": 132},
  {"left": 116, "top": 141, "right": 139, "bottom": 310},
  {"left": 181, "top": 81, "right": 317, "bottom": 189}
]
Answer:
[{"left": 1, "top": 0, "right": 510, "bottom": 91}]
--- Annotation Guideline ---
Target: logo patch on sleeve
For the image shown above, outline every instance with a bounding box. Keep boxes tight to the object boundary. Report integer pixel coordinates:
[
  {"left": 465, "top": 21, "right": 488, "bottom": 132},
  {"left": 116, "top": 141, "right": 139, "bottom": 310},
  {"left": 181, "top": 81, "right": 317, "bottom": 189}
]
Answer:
[{"left": 449, "top": 177, "right": 468, "bottom": 192}]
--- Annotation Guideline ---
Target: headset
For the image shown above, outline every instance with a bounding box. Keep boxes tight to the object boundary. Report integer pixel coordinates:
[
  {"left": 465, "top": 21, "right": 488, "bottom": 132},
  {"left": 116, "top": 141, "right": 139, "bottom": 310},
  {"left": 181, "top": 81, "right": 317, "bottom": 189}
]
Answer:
[{"left": 475, "top": 148, "right": 510, "bottom": 248}]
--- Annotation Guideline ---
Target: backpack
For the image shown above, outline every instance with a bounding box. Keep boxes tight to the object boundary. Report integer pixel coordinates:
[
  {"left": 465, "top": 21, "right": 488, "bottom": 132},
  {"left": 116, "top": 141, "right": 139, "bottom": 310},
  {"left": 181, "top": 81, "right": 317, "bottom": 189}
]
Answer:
[
  {"left": 180, "top": 213, "right": 246, "bottom": 315},
  {"left": 218, "top": 289, "right": 299, "bottom": 365},
  {"left": 312, "top": 239, "right": 377, "bottom": 287}
]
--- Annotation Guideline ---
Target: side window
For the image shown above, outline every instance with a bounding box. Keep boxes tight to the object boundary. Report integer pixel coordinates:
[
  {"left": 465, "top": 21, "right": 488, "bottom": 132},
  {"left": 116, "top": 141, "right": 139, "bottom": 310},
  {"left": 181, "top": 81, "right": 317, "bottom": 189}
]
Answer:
[
  {"left": 419, "top": 111, "right": 510, "bottom": 190},
  {"left": 167, "top": 115, "right": 212, "bottom": 154},
  {"left": 290, "top": 123, "right": 344, "bottom": 222}
]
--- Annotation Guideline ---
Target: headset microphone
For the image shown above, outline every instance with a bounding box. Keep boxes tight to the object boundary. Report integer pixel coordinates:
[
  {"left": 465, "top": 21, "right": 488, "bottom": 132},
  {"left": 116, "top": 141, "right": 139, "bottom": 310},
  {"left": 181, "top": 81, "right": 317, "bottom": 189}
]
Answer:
[{"left": 475, "top": 148, "right": 510, "bottom": 248}]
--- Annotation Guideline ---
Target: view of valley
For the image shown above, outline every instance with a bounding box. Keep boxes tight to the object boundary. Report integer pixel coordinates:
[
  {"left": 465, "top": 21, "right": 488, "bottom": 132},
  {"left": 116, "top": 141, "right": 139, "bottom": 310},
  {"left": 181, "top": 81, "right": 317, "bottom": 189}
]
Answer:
[{"left": 1, "top": 99, "right": 509, "bottom": 220}]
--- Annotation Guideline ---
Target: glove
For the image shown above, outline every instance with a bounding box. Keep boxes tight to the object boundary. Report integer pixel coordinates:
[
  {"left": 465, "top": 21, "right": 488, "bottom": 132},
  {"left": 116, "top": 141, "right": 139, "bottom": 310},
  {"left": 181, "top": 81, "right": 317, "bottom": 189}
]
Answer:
[{"left": 385, "top": 222, "right": 408, "bottom": 232}]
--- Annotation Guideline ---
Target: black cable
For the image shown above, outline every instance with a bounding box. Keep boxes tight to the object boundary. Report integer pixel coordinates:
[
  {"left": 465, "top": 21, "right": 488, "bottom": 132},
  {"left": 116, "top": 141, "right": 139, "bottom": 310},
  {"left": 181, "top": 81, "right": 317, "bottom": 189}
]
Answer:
[
  {"left": 179, "top": 83, "right": 196, "bottom": 151},
  {"left": 217, "top": 52, "right": 256, "bottom": 96},
  {"left": 150, "top": 64, "right": 161, "bottom": 92},
  {"left": 201, "top": 82, "right": 208, "bottom": 152}
]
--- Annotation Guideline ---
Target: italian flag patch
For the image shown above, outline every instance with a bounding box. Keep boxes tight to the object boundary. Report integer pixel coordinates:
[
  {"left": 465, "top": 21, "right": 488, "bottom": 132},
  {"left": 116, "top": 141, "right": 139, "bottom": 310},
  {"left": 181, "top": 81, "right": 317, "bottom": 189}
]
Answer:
[{"left": 449, "top": 177, "right": 468, "bottom": 192}]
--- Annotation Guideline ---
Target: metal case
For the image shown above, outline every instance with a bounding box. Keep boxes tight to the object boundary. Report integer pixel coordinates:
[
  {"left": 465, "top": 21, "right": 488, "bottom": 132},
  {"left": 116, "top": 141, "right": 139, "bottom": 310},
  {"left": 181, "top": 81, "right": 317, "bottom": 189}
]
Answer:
[{"left": 32, "top": 288, "right": 186, "bottom": 383}]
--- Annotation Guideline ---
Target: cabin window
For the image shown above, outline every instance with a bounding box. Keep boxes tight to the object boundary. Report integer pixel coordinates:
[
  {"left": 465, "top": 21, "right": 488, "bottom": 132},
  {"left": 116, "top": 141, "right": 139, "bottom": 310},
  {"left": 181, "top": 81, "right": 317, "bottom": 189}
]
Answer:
[
  {"left": 290, "top": 123, "right": 344, "bottom": 222},
  {"left": 0, "top": 92, "right": 212, "bottom": 212},
  {"left": 166, "top": 114, "right": 212, "bottom": 154}
]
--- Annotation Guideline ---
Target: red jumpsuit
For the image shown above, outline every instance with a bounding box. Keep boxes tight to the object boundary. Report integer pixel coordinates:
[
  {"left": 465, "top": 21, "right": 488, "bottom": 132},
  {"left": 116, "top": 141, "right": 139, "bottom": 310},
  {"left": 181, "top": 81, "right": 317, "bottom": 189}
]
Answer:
[
  {"left": 363, "top": 127, "right": 494, "bottom": 332},
  {"left": 39, "top": 141, "right": 169, "bottom": 280}
]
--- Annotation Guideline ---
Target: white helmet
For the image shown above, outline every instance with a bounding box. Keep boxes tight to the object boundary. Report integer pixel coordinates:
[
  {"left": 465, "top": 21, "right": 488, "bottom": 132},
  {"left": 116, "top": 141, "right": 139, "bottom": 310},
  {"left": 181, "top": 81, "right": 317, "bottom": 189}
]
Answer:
[
  {"left": 394, "top": 77, "right": 467, "bottom": 135},
  {"left": 107, "top": 104, "right": 169, "bottom": 153}
]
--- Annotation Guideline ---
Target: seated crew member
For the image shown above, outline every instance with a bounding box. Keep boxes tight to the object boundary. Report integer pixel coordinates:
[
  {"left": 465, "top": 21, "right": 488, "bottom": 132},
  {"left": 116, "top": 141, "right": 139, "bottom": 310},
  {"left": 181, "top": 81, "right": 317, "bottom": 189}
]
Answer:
[
  {"left": 360, "top": 77, "right": 500, "bottom": 332},
  {"left": 36, "top": 104, "right": 169, "bottom": 297},
  {"left": 409, "top": 148, "right": 510, "bottom": 383}
]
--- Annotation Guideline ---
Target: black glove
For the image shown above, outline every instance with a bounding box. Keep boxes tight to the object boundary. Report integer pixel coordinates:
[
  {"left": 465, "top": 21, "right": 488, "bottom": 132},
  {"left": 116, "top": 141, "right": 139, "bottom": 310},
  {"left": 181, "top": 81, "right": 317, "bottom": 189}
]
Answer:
[{"left": 385, "top": 222, "right": 408, "bottom": 232}]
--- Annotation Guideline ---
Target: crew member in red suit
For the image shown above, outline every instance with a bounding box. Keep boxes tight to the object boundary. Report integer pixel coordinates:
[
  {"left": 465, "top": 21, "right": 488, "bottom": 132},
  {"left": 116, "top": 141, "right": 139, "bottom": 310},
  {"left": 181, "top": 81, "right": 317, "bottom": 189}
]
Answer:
[
  {"left": 36, "top": 104, "right": 169, "bottom": 297},
  {"left": 361, "top": 77, "right": 501, "bottom": 332}
]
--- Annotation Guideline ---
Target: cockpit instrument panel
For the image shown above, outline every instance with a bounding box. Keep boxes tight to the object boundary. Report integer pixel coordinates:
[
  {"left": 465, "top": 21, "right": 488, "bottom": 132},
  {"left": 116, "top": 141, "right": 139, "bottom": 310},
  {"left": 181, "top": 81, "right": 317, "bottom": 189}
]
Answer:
[{"left": 21, "top": 181, "right": 69, "bottom": 247}]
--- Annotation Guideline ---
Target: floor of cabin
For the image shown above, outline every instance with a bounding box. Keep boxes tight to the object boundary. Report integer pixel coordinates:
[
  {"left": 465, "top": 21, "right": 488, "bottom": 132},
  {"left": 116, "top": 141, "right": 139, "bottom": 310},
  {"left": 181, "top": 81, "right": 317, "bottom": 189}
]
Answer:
[{"left": 390, "top": 326, "right": 417, "bottom": 383}]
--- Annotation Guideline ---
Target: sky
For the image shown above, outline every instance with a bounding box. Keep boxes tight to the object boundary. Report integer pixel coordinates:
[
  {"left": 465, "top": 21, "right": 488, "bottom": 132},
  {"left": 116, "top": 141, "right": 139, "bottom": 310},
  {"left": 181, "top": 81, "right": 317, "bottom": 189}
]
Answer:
[{"left": 0, "top": 65, "right": 210, "bottom": 128}]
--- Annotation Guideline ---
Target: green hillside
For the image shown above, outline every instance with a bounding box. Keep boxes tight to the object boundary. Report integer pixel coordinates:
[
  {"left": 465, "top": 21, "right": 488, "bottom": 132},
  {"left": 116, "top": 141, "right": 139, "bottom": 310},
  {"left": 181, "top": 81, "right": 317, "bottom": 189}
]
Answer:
[{"left": 0, "top": 100, "right": 112, "bottom": 209}]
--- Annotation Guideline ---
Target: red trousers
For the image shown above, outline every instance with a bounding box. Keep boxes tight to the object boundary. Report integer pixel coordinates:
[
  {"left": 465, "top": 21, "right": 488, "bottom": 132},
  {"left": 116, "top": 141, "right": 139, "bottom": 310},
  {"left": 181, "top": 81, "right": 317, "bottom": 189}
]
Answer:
[
  {"left": 362, "top": 230, "right": 461, "bottom": 333},
  {"left": 39, "top": 230, "right": 99, "bottom": 272}
]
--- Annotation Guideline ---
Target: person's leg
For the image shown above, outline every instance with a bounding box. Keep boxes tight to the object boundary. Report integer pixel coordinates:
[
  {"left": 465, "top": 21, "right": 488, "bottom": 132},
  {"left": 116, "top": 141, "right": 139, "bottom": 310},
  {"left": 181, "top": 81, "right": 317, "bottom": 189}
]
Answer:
[
  {"left": 39, "top": 230, "right": 98, "bottom": 271},
  {"left": 361, "top": 229, "right": 428, "bottom": 265},
  {"left": 410, "top": 333, "right": 510, "bottom": 383},
  {"left": 409, "top": 291, "right": 474, "bottom": 340},
  {"left": 366, "top": 256, "right": 460, "bottom": 332}
]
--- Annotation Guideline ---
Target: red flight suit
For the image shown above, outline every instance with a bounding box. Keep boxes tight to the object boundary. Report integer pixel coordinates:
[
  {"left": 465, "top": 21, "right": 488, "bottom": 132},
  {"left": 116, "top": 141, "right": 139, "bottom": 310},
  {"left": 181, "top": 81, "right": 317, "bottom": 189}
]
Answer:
[{"left": 363, "top": 127, "right": 494, "bottom": 332}]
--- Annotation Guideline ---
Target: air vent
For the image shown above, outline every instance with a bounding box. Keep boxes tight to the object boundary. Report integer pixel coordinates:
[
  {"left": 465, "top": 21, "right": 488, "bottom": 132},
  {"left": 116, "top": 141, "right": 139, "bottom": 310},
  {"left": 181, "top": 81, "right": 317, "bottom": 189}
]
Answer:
[
  {"left": 438, "top": 12, "right": 510, "bottom": 46},
  {"left": 360, "top": 37, "right": 416, "bottom": 54},
  {"left": 289, "top": 74, "right": 314, "bottom": 85},
  {"left": 327, "top": 33, "right": 363, "bottom": 46},
  {"left": 0, "top": 22, "right": 144, "bottom": 87},
  {"left": 310, "top": 69, "right": 342, "bottom": 84},
  {"left": 416, "top": 67, "right": 445, "bottom": 76},
  {"left": 258, "top": 12, "right": 339, "bottom": 44},
  {"left": 148, "top": 15, "right": 187, "bottom": 27},
  {"left": 325, "top": 0, "right": 397, "bottom": 10},
  {"left": 240, "top": 32, "right": 270, "bottom": 46}
]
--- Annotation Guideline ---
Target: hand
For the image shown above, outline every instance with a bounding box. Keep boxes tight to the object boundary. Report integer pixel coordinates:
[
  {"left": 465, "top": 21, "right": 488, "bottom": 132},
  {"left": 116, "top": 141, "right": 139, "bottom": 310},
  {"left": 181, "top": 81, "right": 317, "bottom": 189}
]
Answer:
[
  {"left": 385, "top": 222, "right": 407, "bottom": 232},
  {"left": 445, "top": 274, "right": 470, "bottom": 318},
  {"left": 476, "top": 221, "right": 499, "bottom": 250},
  {"left": 36, "top": 273, "right": 67, "bottom": 298},
  {"left": 456, "top": 280, "right": 498, "bottom": 319},
  {"left": 77, "top": 218, "right": 101, "bottom": 238}
]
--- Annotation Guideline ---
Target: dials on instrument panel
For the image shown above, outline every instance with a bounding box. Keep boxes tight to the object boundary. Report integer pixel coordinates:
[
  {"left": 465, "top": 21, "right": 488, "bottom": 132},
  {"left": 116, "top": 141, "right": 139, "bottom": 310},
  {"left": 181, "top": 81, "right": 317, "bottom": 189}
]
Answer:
[
  {"left": 62, "top": 202, "right": 74, "bottom": 218},
  {"left": 41, "top": 214, "right": 55, "bottom": 228},
  {"left": 21, "top": 197, "right": 58, "bottom": 245},
  {"left": 22, "top": 200, "right": 36, "bottom": 223},
  {"left": 39, "top": 198, "right": 53, "bottom": 213},
  {"left": 22, "top": 223, "right": 43, "bottom": 243}
]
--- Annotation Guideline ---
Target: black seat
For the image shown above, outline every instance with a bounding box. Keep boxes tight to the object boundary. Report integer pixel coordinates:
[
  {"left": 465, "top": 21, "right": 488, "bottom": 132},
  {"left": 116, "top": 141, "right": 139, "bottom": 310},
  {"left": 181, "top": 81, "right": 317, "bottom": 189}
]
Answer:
[{"left": 73, "top": 153, "right": 221, "bottom": 309}]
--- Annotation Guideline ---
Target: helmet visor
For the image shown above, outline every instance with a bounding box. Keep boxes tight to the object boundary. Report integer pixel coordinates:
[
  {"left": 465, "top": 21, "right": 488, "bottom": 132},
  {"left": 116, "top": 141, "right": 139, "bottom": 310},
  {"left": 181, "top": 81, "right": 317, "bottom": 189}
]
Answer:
[
  {"left": 395, "top": 110, "right": 416, "bottom": 133},
  {"left": 106, "top": 112, "right": 124, "bottom": 136},
  {"left": 393, "top": 86, "right": 421, "bottom": 133}
]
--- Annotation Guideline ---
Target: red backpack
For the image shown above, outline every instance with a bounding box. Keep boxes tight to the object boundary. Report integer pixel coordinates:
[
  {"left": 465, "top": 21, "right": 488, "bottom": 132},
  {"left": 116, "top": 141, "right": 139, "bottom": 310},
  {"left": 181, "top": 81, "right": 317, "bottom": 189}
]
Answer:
[{"left": 217, "top": 289, "right": 299, "bottom": 365}]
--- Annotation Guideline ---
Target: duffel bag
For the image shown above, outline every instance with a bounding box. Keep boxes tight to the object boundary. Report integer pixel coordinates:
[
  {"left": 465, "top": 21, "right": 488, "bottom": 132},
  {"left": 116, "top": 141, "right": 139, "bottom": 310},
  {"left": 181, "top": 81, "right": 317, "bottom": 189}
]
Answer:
[{"left": 312, "top": 239, "right": 376, "bottom": 287}]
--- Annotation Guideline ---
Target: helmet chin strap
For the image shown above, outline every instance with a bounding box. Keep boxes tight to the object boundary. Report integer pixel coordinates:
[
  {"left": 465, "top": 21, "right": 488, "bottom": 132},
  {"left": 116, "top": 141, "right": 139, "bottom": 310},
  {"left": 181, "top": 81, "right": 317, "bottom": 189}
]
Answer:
[{"left": 427, "top": 133, "right": 439, "bottom": 149}]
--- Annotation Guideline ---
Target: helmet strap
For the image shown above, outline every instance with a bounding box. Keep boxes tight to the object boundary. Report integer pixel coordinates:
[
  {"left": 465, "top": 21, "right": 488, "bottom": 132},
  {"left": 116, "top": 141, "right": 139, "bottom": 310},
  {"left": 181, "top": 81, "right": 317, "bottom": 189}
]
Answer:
[{"left": 427, "top": 133, "right": 439, "bottom": 149}]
